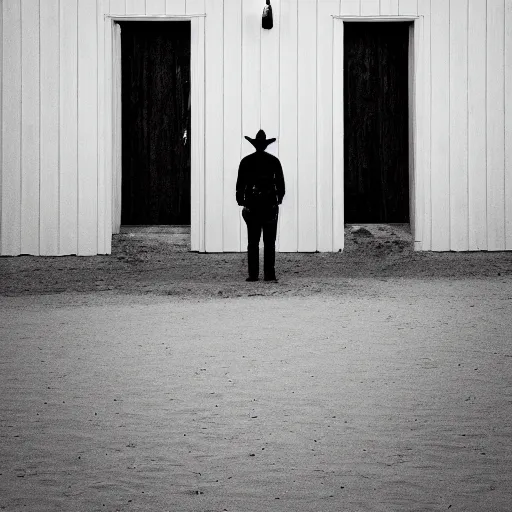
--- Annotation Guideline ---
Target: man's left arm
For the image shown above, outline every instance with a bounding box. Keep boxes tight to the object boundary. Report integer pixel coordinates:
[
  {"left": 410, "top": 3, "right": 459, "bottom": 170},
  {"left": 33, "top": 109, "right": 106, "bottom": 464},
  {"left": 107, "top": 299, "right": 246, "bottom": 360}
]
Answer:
[{"left": 275, "top": 160, "right": 285, "bottom": 204}]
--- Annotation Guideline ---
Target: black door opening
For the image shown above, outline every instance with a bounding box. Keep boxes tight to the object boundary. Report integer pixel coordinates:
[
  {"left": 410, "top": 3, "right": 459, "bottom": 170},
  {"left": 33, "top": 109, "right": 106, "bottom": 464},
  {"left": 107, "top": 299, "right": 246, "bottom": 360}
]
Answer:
[
  {"left": 120, "top": 21, "right": 191, "bottom": 225},
  {"left": 344, "top": 22, "right": 410, "bottom": 223}
]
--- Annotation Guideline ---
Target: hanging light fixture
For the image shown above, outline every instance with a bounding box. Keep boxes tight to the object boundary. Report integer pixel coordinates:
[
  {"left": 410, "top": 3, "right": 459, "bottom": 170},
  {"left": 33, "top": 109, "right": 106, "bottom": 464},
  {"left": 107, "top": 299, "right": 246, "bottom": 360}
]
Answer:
[{"left": 262, "top": 0, "right": 273, "bottom": 30}]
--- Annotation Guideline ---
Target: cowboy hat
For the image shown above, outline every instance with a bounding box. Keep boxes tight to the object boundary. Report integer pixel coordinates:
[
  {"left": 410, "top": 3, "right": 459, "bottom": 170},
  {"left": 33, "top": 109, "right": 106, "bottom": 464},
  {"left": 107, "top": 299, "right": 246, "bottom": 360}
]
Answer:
[{"left": 244, "top": 129, "right": 276, "bottom": 150}]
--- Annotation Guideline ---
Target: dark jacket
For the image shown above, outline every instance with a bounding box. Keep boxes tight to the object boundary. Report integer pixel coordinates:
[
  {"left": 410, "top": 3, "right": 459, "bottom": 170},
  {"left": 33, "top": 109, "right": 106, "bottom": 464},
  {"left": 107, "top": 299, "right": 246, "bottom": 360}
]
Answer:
[{"left": 235, "top": 151, "right": 285, "bottom": 208}]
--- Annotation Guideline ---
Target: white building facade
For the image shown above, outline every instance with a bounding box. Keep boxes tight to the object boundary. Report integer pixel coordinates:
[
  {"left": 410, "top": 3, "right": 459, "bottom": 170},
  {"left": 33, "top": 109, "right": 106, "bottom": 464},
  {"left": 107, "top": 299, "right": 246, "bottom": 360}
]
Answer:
[{"left": 1, "top": 0, "right": 511, "bottom": 255}]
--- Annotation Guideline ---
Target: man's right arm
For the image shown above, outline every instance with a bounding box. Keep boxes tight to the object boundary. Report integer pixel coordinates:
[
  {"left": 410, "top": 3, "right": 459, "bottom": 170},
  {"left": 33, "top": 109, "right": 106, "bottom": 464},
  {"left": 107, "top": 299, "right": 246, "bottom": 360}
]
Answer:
[{"left": 236, "top": 160, "right": 246, "bottom": 206}]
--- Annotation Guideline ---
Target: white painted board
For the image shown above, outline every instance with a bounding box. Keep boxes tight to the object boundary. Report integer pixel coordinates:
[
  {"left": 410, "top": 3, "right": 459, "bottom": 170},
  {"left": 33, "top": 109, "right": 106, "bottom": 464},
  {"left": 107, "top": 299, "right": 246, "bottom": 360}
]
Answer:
[
  {"left": 166, "top": 0, "right": 186, "bottom": 14},
  {"left": 297, "top": 0, "right": 317, "bottom": 251},
  {"left": 1, "top": 1, "right": 21, "bottom": 255},
  {"left": 21, "top": 0, "right": 40, "bottom": 255},
  {"left": 0, "top": 0, "right": 3, "bottom": 251},
  {"left": 146, "top": 0, "right": 166, "bottom": 14},
  {"left": 223, "top": 0, "right": 242, "bottom": 252},
  {"left": 418, "top": 0, "right": 431, "bottom": 250},
  {"left": 468, "top": 0, "right": 487, "bottom": 250},
  {"left": 60, "top": 0, "right": 79, "bottom": 255},
  {"left": 97, "top": 0, "right": 106, "bottom": 254},
  {"left": 278, "top": 0, "right": 298, "bottom": 252},
  {"left": 110, "top": 0, "right": 126, "bottom": 14},
  {"left": 204, "top": 0, "right": 224, "bottom": 252},
  {"left": 506, "top": 0, "right": 512, "bottom": 250},
  {"left": 260, "top": 0, "right": 280, "bottom": 154},
  {"left": 78, "top": 0, "right": 99, "bottom": 255},
  {"left": 449, "top": 0, "right": 469, "bottom": 251},
  {"left": 380, "top": 0, "right": 399, "bottom": 16},
  {"left": 399, "top": 0, "right": 418, "bottom": 16},
  {"left": 429, "top": 0, "right": 450, "bottom": 251},
  {"left": 126, "top": 0, "right": 145, "bottom": 14},
  {"left": 190, "top": 16, "right": 205, "bottom": 251},
  {"left": 361, "top": 0, "right": 379, "bottom": 16},
  {"left": 486, "top": 0, "right": 506, "bottom": 250},
  {"left": 317, "top": 1, "right": 338, "bottom": 252},
  {"left": 340, "top": 0, "right": 360, "bottom": 16},
  {"left": 186, "top": 0, "right": 205, "bottom": 15},
  {"left": 40, "top": 0, "right": 60, "bottom": 256},
  {"left": 104, "top": 6, "right": 113, "bottom": 253}
]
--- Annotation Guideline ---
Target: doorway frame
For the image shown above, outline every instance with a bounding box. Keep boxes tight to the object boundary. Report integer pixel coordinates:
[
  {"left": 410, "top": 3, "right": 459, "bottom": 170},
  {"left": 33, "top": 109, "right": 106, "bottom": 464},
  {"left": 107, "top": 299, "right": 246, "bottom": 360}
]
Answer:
[
  {"left": 332, "top": 16, "right": 424, "bottom": 251},
  {"left": 103, "top": 14, "right": 206, "bottom": 252}
]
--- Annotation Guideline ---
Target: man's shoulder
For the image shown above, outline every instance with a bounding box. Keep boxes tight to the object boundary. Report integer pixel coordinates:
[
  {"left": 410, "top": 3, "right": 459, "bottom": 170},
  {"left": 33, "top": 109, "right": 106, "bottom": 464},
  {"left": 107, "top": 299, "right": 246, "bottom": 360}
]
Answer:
[
  {"left": 264, "top": 152, "right": 281, "bottom": 164},
  {"left": 240, "top": 151, "right": 282, "bottom": 166}
]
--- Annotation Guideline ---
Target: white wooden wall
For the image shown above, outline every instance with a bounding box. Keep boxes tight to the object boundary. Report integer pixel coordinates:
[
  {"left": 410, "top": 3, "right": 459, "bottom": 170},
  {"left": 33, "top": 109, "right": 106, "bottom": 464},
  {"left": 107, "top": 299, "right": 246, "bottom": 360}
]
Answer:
[{"left": 1, "top": 0, "right": 512, "bottom": 254}]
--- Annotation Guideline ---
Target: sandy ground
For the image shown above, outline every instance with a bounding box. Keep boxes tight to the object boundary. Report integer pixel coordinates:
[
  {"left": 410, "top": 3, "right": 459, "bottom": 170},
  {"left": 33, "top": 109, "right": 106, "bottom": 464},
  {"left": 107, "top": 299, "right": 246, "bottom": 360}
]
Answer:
[{"left": 1, "top": 226, "right": 512, "bottom": 511}]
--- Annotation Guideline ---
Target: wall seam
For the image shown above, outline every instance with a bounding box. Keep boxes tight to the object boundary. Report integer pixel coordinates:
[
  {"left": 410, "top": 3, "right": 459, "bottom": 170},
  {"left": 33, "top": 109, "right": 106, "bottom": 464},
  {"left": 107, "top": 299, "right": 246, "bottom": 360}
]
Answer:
[
  {"left": 296, "top": 0, "right": 299, "bottom": 250},
  {"left": 503, "top": 0, "right": 506, "bottom": 247},
  {"left": 221, "top": 0, "right": 224, "bottom": 251},
  {"left": 76, "top": 0, "right": 80, "bottom": 254},
  {"left": 448, "top": 0, "right": 451, "bottom": 250},
  {"left": 484, "top": 0, "right": 490, "bottom": 249},
  {"left": 20, "top": 0, "right": 23, "bottom": 253},
  {"left": 0, "top": 0, "right": 3, "bottom": 252},
  {"left": 39, "top": 0, "right": 43, "bottom": 253},
  {"left": 466, "top": 0, "right": 470, "bottom": 249},
  {"left": 96, "top": 0, "right": 100, "bottom": 254},
  {"left": 331, "top": 14, "right": 335, "bottom": 251},
  {"left": 315, "top": 0, "right": 318, "bottom": 251},
  {"left": 57, "top": 0, "right": 61, "bottom": 254},
  {"left": 429, "top": 0, "right": 432, "bottom": 248}
]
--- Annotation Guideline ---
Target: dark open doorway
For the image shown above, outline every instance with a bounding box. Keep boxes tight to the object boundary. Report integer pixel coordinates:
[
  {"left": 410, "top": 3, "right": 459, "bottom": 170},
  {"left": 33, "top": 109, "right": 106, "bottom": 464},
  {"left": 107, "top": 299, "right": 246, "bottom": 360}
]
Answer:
[
  {"left": 120, "top": 21, "right": 191, "bottom": 225},
  {"left": 344, "top": 22, "right": 410, "bottom": 224}
]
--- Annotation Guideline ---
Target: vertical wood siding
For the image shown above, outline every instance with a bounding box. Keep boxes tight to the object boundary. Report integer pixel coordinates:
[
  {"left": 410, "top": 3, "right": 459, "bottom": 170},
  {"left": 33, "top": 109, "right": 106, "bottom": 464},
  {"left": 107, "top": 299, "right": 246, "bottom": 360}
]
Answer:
[
  {"left": 297, "top": 0, "right": 317, "bottom": 251},
  {"left": 317, "top": 0, "right": 338, "bottom": 251},
  {"left": 487, "top": 0, "right": 506, "bottom": 251},
  {"left": 204, "top": 0, "right": 224, "bottom": 252},
  {"left": 430, "top": 0, "right": 450, "bottom": 251},
  {"left": 222, "top": 0, "right": 242, "bottom": 252},
  {"left": 21, "top": 0, "right": 40, "bottom": 255},
  {"left": 1, "top": 0, "right": 22, "bottom": 255},
  {"left": 418, "top": 0, "right": 431, "bottom": 249},
  {"left": 0, "top": 1, "right": 3, "bottom": 250},
  {"left": 60, "top": 0, "right": 78, "bottom": 255},
  {"left": 506, "top": 1, "right": 512, "bottom": 250},
  {"left": 1, "top": 0, "right": 512, "bottom": 255},
  {"left": 332, "top": 15, "right": 345, "bottom": 251},
  {"left": 40, "top": 0, "right": 60, "bottom": 255},
  {"left": 278, "top": 0, "right": 299, "bottom": 252},
  {"left": 78, "top": 0, "right": 99, "bottom": 255},
  {"left": 449, "top": 0, "right": 469, "bottom": 251},
  {"left": 468, "top": 0, "right": 487, "bottom": 250}
]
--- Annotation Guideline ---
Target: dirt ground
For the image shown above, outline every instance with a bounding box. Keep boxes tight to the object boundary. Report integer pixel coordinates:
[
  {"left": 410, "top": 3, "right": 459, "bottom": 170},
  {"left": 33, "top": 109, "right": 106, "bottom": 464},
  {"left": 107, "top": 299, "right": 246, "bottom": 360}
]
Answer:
[
  {"left": 1, "top": 224, "right": 511, "bottom": 299},
  {"left": 1, "top": 226, "right": 512, "bottom": 511}
]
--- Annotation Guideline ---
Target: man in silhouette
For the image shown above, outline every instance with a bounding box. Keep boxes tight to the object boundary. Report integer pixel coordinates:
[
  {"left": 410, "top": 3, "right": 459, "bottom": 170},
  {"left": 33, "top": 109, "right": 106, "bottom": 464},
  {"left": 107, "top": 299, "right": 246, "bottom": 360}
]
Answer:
[{"left": 236, "top": 130, "right": 285, "bottom": 282}]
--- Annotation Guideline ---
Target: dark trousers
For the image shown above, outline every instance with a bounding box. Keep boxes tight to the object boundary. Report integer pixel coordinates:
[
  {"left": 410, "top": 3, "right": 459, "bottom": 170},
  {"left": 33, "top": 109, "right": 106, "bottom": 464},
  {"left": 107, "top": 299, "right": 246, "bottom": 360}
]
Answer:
[{"left": 242, "top": 207, "right": 279, "bottom": 279}]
